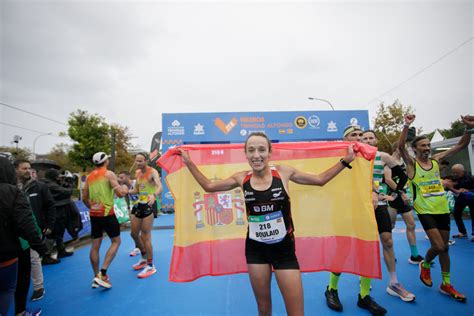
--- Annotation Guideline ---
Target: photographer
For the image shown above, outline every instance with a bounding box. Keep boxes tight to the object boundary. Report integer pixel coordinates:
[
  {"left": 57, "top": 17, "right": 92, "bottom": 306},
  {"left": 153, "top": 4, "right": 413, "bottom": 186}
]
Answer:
[{"left": 42, "top": 169, "right": 74, "bottom": 258}]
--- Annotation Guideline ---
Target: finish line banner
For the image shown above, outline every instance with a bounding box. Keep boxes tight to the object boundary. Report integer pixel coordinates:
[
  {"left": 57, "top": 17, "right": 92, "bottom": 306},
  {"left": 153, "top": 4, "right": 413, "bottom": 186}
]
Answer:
[
  {"left": 160, "top": 110, "right": 370, "bottom": 211},
  {"left": 158, "top": 141, "right": 381, "bottom": 282}
]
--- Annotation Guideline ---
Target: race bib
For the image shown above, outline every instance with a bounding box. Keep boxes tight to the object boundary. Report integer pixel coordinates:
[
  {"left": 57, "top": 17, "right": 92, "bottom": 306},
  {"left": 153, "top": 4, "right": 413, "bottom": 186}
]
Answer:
[
  {"left": 138, "top": 192, "right": 149, "bottom": 204},
  {"left": 248, "top": 211, "right": 286, "bottom": 244},
  {"left": 419, "top": 180, "right": 445, "bottom": 197}
]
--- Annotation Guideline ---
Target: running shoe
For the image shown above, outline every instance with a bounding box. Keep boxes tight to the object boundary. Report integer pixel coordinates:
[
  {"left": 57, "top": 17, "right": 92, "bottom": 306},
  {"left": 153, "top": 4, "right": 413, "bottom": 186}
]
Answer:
[
  {"left": 91, "top": 279, "right": 99, "bottom": 288},
  {"left": 357, "top": 294, "right": 387, "bottom": 315},
  {"left": 31, "top": 288, "right": 45, "bottom": 301},
  {"left": 448, "top": 240, "right": 456, "bottom": 246},
  {"left": 452, "top": 233, "right": 467, "bottom": 238},
  {"left": 419, "top": 261, "right": 432, "bottom": 287},
  {"left": 129, "top": 247, "right": 141, "bottom": 257},
  {"left": 408, "top": 255, "right": 424, "bottom": 264},
  {"left": 23, "top": 308, "right": 42, "bottom": 316},
  {"left": 133, "top": 258, "right": 147, "bottom": 270},
  {"left": 324, "top": 286, "right": 343, "bottom": 311},
  {"left": 93, "top": 272, "right": 112, "bottom": 289},
  {"left": 137, "top": 265, "right": 157, "bottom": 279},
  {"left": 439, "top": 283, "right": 466, "bottom": 302},
  {"left": 386, "top": 283, "right": 415, "bottom": 302}
]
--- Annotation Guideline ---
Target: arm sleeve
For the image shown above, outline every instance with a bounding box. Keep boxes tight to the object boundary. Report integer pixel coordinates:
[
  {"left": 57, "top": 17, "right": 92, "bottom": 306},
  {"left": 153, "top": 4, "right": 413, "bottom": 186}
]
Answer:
[
  {"left": 13, "top": 189, "right": 47, "bottom": 256},
  {"left": 391, "top": 165, "right": 408, "bottom": 192},
  {"left": 43, "top": 185, "right": 57, "bottom": 230}
]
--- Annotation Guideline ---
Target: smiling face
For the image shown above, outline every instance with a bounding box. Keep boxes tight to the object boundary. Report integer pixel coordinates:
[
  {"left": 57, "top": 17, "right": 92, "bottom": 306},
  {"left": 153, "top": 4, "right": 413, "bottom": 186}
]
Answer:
[
  {"left": 413, "top": 138, "right": 431, "bottom": 159},
  {"left": 245, "top": 135, "right": 272, "bottom": 172}
]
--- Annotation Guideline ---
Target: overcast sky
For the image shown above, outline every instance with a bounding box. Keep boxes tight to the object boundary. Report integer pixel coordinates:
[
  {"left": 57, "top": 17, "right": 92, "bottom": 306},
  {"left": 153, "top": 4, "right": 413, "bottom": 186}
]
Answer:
[{"left": 1, "top": 0, "right": 472, "bottom": 155}]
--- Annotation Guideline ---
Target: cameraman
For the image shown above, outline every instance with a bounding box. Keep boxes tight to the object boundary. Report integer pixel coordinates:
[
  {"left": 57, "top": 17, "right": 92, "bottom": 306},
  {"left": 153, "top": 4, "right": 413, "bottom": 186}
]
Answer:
[{"left": 42, "top": 169, "right": 74, "bottom": 258}]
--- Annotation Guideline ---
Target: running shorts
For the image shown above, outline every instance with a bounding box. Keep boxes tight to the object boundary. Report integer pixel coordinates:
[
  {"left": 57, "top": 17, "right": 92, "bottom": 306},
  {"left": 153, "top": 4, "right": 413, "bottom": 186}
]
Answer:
[
  {"left": 375, "top": 205, "right": 392, "bottom": 234},
  {"left": 245, "top": 233, "right": 300, "bottom": 270},
  {"left": 91, "top": 215, "right": 120, "bottom": 239}
]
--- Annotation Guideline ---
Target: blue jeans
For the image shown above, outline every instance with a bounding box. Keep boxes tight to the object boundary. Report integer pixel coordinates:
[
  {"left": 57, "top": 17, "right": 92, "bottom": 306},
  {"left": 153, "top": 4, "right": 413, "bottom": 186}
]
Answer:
[{"left": 0, "top": 260, "right": 18, "bottom": 316}]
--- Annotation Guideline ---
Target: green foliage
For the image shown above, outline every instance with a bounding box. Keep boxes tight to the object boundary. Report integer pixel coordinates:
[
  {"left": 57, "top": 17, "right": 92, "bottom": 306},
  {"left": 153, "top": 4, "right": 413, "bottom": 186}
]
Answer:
[
  {"left": 439, "top": 119, "right": 465, "bottom": 139},
  {"left": 66, "top": 110, "right": 134, "bottom": 172},
  {"left": 67, "top": 110, "right": 110, "bottom": 171},
  {"left": 0, "top": 146, "right": 32, "bottom": 161},
  {"left": 46, "top": 143, "right": 80, "bottom": 172},
  {"left": 372, "top": 100, "right": 421, "bottom": 153},
  {"left": 110, "top": 124, "right": 135, "bottom": 172}
]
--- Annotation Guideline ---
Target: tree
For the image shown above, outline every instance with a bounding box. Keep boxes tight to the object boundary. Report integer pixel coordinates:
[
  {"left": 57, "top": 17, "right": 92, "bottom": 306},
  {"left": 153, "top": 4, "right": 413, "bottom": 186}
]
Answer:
[
  {"left": 67, "top": 110, "right": 111, "bottom": 171},
  {"left": 372, "top": 99, "right": 420, "bottom": 153},
  {"left": 67, "top": 110, "right": 135, "bottom": 172},
  {"left": 110, "top": 124, "right": 135, "bottom": 173},
  {"left": 0, "top": 146, "right": 32, "bottom": 161},
  {"left": 439, "top": 119, "right": 465, "bottom": 139},
  {"left": 46, "top": 143, "right": 79, "bottom": 172}
]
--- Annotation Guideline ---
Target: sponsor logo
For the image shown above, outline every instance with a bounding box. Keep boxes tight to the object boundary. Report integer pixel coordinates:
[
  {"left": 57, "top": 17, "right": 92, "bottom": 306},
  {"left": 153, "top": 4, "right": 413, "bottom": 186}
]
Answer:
[
  {"left": 244, "top": 190, "right": 254, "bottom": 196},
  {"left": 350, "top": 118, "right": 359, "bottom": 126},
  {"left": 253, "top": 204, "right": 275, "bottom": 213},
  {"left": 215, "top": 117, "right": 238, "bottom": 134},
  {"left": 294, "top": 116, "right": 307, "bottom": 129},
  {"left": 164, "top": 191, "right": 173, "bottom": 199},
  {"left": 308, "top": 115, "right": 320, "bottom": 128},
  {"left": 327, "top": 121, "right": 337, "bottom": 132},
  {"left": 168, "top": 120, "right": 185, "bottom": 135},
  {"left": 272, "top": 191, "right": 282, "bottom": 198},
  {"left": 240, "top": 129, "right": 247, "bottom": 136},
  {"left": 193, "top": 123, "right": 205, "bottom": 135}
]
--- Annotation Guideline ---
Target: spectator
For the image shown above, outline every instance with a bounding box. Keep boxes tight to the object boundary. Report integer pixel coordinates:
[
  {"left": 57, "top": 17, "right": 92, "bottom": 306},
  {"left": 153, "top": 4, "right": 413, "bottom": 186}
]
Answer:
[
  {"left": 0, "top": 157, "right": 46, "bottom": 316},
  {"left": 450, "top": 164, "right": 474, "bottom": 241},
  {"left": 42, "top": 169, "right": 74, "bottom": 258}
]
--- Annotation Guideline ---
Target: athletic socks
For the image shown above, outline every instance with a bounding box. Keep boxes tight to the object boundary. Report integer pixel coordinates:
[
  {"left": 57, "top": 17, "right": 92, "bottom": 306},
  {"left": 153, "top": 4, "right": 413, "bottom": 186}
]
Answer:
[
  {"left": 442, "top": 271, "right": 450, "bottom": 285},
  {"left": 422, "top": 261, "right": 431, "bottom": 269},
  {"left": 409, "top": 244, "right": 419, "bottom": 257},
  {"left": 389, "top": 272, "right": 398, "bottom": 285},
  {"left": 147, "top": 258, "right": 153, "bottom": 266},
  {"left": 329, "top": 273, "right": 340, "bottom": 290},
  {"left": 101, "top": 268, "right": 107, "bottom": 276},
  {"left": 360, "top": 277, "right": 371, "bottom": 298}
]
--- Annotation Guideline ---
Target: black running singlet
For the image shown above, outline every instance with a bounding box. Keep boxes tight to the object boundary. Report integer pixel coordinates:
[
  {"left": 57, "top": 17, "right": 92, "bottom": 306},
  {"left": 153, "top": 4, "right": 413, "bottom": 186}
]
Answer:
[{"left": 243, "top": 167, "right": 294, "bottom": 244}]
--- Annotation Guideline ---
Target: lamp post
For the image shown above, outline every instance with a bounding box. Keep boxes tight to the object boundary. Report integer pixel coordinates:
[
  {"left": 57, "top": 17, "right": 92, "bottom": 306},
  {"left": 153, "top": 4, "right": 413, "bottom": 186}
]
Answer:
[
  {"left": 32, "top": 133, "right": 52, "bottom": 160},
  {"left": 308, "top": 97, "right": 335, "bottom": 111}
]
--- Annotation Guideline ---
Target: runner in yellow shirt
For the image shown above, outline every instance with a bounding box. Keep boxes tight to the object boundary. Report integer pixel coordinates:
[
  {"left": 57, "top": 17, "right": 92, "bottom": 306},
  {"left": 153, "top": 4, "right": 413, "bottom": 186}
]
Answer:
[{"left": 398, "top": 114, "right": 474, "bottom": 302}]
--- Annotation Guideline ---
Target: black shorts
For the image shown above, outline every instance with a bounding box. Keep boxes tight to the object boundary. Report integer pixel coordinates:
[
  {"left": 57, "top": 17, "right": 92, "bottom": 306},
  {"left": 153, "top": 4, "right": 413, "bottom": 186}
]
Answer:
[
  {"left": 134, "top": 202, "right": 156, "bottom": 219},
  {"left": 388, "top": 196, "right": 411, "bottom": 214},
  {"left": 245, "top": 233, "right": 300, "bottom": 270},
  {"left": 375, "top": 205, "right": 392, "bottom": 234},
  {"left": 130, "top": 205, "right": 138, "bottom": 215},
  {"left": 418, "top": 213, "right": 450, "bottom": 231},
  {"left": 91, "top": 215, "right": 120, "bottom": 239}
]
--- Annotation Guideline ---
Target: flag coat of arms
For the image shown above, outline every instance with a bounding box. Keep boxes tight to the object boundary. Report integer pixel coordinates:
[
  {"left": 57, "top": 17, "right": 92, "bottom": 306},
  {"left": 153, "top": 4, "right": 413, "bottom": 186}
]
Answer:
[{"left": 158, "top": 142, "right": 380, "bottom": 282}]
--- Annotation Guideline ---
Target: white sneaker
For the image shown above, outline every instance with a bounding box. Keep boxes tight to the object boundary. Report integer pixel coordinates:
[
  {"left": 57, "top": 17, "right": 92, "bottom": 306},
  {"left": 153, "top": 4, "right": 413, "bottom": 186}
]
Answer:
[
  {"left": 137, "top": 265, "right": 157, "bottom": 278},
  {"left": 133, "top": 258, "right": 147, "bottom": 270},
  {"left": 129, "top": 248, "right": 141, "bottom": 257},
  {"left": 91, "top": 279, "right": 99, "bottom": 288},
  {"left": 386, "top": 283, "right": 415, "bottom": 302}
]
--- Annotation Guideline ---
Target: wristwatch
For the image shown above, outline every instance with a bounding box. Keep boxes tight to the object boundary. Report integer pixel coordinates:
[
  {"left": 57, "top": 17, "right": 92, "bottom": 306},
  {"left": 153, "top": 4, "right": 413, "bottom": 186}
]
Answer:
[{"left": 340, "top": 158, "right": 352, "bottom": 169}]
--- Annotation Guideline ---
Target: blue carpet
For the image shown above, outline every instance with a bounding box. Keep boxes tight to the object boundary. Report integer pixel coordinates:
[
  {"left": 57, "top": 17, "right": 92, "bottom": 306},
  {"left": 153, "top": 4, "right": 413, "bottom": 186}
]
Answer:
[{"left": 20, "top": 217, "right": 473, "bottom": 315}]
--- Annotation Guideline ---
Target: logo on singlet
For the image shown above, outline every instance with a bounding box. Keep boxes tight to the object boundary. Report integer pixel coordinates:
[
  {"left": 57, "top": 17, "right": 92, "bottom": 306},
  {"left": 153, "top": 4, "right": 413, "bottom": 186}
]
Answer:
[{"left": 253, "top": 204, "right": 274, "bottom": 213}]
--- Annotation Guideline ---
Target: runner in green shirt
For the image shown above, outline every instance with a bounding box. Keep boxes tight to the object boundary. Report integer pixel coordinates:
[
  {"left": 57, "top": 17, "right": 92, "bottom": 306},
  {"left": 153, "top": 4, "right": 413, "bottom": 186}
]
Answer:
[{"left": 398, "top": 114, "right": 474, "bottom": 302}]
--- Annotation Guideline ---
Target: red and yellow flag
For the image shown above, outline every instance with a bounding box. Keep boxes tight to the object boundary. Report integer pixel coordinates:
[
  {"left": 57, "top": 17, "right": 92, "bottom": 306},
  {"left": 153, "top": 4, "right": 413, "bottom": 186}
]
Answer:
[{"left": 158, "top": 142, "right": 380, "bottom": 282}]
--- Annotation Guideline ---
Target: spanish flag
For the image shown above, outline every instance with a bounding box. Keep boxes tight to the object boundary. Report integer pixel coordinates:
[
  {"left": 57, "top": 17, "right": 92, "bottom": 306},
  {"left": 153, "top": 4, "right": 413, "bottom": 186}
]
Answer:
[{"left": 158, "top": 142, "right": 380, "bottom": 282}]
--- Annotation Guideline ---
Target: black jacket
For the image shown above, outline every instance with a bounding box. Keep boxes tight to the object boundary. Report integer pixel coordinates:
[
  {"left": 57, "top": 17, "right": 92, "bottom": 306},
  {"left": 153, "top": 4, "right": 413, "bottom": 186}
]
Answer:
[
  {"left": 22, "top": 179, "right": 56, "bottom": 231},
  {"left": 0, "top": 157, "right": 47, "bottom": 263},
  {"left": 41, "top": 178, "right": 73, "bottom": 207}
]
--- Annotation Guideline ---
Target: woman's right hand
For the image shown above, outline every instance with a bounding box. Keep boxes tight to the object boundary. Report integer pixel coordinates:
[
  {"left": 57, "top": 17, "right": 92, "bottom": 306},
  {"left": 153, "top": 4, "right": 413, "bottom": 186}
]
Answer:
[{"left": 178, "top": 148, "right": 190, "bottom": 164}]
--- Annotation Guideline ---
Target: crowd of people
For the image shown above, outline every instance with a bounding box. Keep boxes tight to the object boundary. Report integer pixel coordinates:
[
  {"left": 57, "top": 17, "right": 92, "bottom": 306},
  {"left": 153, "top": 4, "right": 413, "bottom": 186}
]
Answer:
[{"left": 1, "top": 113, "right": 473, "bottom": 316}]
